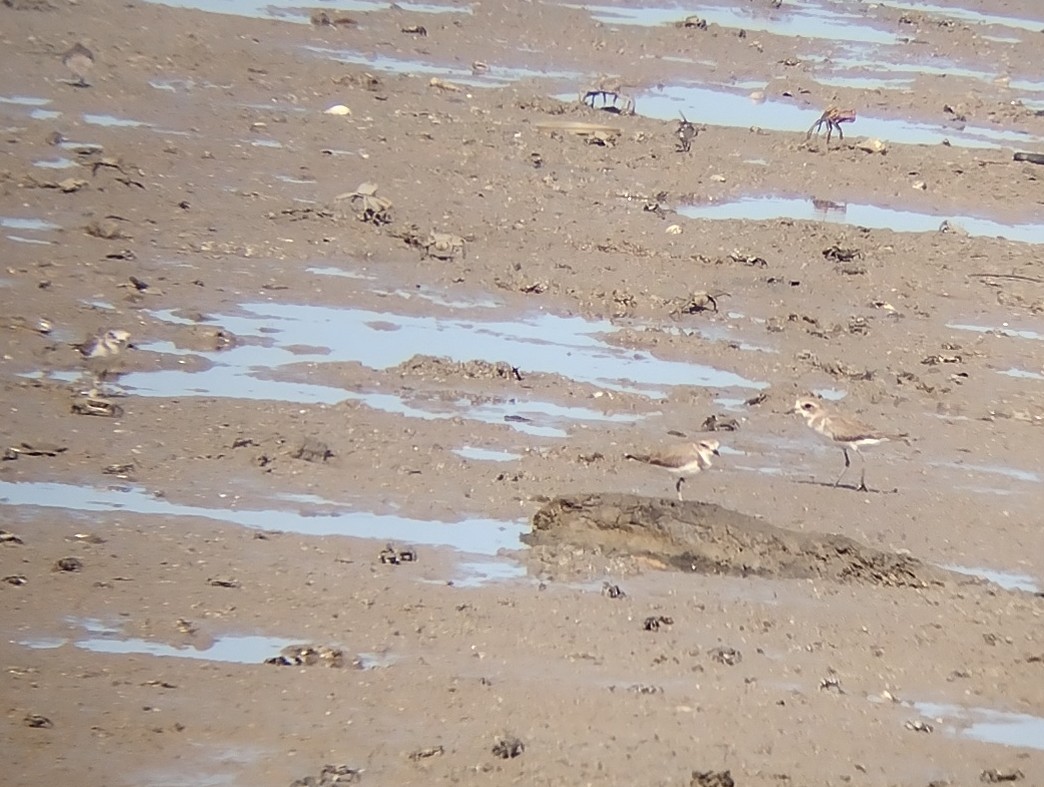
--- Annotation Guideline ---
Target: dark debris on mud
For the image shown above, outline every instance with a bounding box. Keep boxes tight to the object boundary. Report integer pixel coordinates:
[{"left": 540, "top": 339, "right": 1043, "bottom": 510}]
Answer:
[{"left": 289, "top": 764, "right": 362, "bottom": 786}]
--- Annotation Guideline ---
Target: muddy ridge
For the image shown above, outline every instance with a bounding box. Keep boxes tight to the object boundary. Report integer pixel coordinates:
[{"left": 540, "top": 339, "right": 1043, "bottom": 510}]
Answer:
[{"left": 526, "top": 493, "right": 953, "bottom": 587}]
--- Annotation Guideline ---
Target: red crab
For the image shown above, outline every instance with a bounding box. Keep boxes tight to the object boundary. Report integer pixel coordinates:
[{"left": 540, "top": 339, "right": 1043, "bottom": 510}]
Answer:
[{"left": 806, "top": 106, "right": 856, "bottom": 144}]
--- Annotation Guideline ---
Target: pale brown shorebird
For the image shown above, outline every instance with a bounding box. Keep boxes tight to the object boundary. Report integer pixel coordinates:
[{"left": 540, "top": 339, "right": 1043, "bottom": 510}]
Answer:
[
  {"left": 62, "top": 42, "right": 95, "bottom": 88},
  {"left": 793, "top": 397, "right": 901, "bottom": 491},
  {"left": 74, "top": 328, "right": 132, "bottom": 360},
  {"left": 626, "top": 438, "right": 720, "bottom": 500}
]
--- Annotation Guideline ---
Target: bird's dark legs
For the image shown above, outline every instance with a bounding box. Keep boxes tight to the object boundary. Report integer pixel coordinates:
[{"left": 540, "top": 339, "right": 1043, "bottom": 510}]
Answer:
[
  {"left": 833, "top": 448, "right": 870, "bottom": 491},
  {"left": 833, "top": 447, "right": 851, "bottom": 487}
]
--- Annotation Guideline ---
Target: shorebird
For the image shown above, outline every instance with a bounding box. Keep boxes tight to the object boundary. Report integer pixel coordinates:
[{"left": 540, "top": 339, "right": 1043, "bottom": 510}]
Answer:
[
  {"left": 793, "top": 397, "right": 899, "bottom": 491},
  {"left": 676, "top": 112, "right": 698, "bottom": 152},
  {"left": 61, "top": 43, "right": 95, "bottom": 88},
  {"left": 75, "top": 329, "right": 132, "bottom": 360},
  {"left": 626, "top": 438, "right": 720, "bottom": 500}
]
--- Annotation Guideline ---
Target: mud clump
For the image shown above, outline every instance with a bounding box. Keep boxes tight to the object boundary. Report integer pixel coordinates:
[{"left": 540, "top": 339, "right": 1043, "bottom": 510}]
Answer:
[
  {"left": 394, "top": 354, "right": 523, "bottom": 381},
  {"left": 525, "top": 493, "right": 950, "bottom": 588}
]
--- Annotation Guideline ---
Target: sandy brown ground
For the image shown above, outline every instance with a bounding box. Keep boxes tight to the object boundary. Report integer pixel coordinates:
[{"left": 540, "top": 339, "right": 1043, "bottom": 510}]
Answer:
[{"left": 2, "top": 0, "right": 1044, "bottom": 784}]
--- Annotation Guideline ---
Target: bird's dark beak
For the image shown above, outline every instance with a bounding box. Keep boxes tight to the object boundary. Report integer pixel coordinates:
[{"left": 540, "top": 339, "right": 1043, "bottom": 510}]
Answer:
[{"left": 712, "top": 448, "right": 720, "bottom": 456}]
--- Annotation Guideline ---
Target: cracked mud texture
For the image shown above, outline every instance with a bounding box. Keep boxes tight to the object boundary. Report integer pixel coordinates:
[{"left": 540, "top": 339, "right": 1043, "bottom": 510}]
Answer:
[{"left": 2, "top": 0, "right": 1044, "bottom": 784}]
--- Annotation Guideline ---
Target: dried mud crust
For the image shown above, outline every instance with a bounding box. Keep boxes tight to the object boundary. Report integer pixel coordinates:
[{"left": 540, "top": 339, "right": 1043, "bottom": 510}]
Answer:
[{"left": 525, "top": 493, "right": 952, "bottom": 588}]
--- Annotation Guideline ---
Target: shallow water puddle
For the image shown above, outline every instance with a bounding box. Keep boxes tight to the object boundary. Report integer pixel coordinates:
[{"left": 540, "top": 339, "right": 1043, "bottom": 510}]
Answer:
[
  {"left": 948, "top": 322, "right": 1044, "bottom": 341},
  {"left": 120, "top": 302, "right": 761, "bottom": 431},
  {"left": 678, "top": 323, "right": 778, "bottom": 354},
  {"left": 83, "top": 113, "right": 151, "bottom": 128},
  {"left": 1, "top": 216, "right": 61, "bottom": 231},
  {"left": 809, "top": 72, "right": 915, "bottom": 91},
  {"left": 814, "top": 53, "right": 1039, "bottom": 95},
  {"left": 929, "top": 461, "right": 1041, "bottom": 485},
  {"left": 914, "top": 702, "right": 1044, "bottom": 751},
  {"left": 311, "top": 266, "right": 501, "bottom": 309},
  {"left": 0, "top": 95, "right": 60, "bottom": 122},
  {"left": 305, "top": 20, "right": 1029, "bottom": 144},
  {"left": 453, "top": 446, "right": 523, "bottom": 462},
  {"left": 332, "top": 0, "right": 472, "bottom": 11},
  {"left": 304, "top": 45, "right": 584, "bottom": 89},
  {"left": 277, "top": 174, "right": 318, "bottom": 185},
  {"left": 882, "top": 0, "right": 1044, "bottom": 34},
  {"left": 565, "top": 0, "right": 1044, "bottom": 108},
  {"left": 1002, "top": 368, "right": 1044, "bottom": 381},
  {"left": 635, "top": 85, "right": 1043, "bottom": 149},
  {"left": 0, "top": 94, "right": 51, "bottom": 107},
  {"left": 21, "top": 619, "right": 311, "bottom": 664},
  {"left": 0, "top": 479, "right": 525, "bottom": 554},
  {"left": 2, "top": 216, "right": 61, "bottom": 245},
  {"left": 58, "top": 139, "right": 104, "bottom": 154},
  {"left": 3, "top": 236, "right": 53, "bottom": 246},
  {"left": 448, "top": 559, "right": 529, "bottom": 587},
  {"left": 948, "top": 322, "right": 1044, "bottom": 381},
  {"left": 566, "top": 0, "right": 1043, "bottom": 44},
  {"left": 149, "top": 77, "right": 199, "bottom": 92},
  {"left": 142, "top": 0, "right": 312, "bottom": 21},
  {"left": 942, "top": 564, "right": 1040, "bottom": 593},
  {"left": 84, "top": 633, "right": 300, "bottom": 663},
  {"left": 121, "top": 349, "right": 634, "bottom": 438},
  {"left": 33, "top": 157, "right": 78, "bottom": 169},
  {"left": 145, "top": 301, "right": 765, "bottom": 396},
  {"left": 562, "top": 0, "right": 900, "bottom": 44},
  {"left": 348, "top": 392, "right": 637, "bottom": 438},
  {"left": 144, "top": 0, "right": 469, "bottom": 20},
  {"left": 678, "top": 196, "right": 1044, "bottom": 244},
  {"left": 366, "top": 285, "right": 502, "bottom": 310},
  {"left": 247, "top": 138, "right": 283, "bottom": 148}
]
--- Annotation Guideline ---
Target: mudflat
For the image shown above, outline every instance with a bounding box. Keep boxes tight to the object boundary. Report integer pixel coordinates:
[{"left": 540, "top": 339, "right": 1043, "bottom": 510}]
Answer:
[{"left": 2, "top": 0, "right": 1043, "bottom": 784}]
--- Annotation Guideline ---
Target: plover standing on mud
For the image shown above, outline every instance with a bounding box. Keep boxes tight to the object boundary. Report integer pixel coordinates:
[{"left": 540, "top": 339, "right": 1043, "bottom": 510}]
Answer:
[
  {"left": 75, "top": 328, "right": 132, "bottom": 360},
  {"left": 61, "top": 42, "right": 95, "bottom": 87},
  {"left": 793, "top": 397, "right": 900, "bottom": 491},
  {"left": 626, "top": 438, "right": 720, "bottom": 500},
  {"left": 676, "top": 112, "right": 698, "bottom": 152}
]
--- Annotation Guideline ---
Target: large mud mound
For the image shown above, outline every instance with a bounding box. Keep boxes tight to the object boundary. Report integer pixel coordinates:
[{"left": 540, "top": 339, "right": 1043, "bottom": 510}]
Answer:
[{"left": 525, "top": 494, "right": 951, "bottom": 588}]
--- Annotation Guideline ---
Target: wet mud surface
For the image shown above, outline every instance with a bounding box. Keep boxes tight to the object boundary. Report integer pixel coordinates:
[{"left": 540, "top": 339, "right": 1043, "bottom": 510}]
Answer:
[{"left": 3, "top": 0, "right": 1044, "bottom": 783}]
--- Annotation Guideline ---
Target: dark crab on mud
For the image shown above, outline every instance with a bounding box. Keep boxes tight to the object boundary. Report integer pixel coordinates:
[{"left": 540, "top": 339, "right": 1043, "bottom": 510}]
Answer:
[
  {"left": 423, "top": 232, "right": 466, "bottom": 261},
  {"left": 71, "top": 385, "right": 124, "bottom": 418},
  {"left": 335, "top": 182, "right": 393, "bottom": 225}
]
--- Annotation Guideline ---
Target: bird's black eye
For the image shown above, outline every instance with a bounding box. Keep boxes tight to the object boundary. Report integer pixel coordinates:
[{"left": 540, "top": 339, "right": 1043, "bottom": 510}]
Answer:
[{"left": 802, "top": 402, "right": 813, "bottom": 410}]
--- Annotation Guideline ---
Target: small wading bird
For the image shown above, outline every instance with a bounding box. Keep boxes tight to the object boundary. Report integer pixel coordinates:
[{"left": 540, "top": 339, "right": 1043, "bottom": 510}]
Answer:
[
  {"left": 75, "top": 328, "right": 132, "bottom": 360},
  {"left": 676, "top": 112, "right": 698, "bottom": 152},
  {"left": 806, "top": 106, "right": 856, "bottom": 145},
  {"left": 626, "top": 438, "right": 720, "bottom": 500},
  {"left": 793, "top": 397, "right": 902, "bottom": 492},
  {"left": 61, "top": 42, "right": 95, "bottom": 88}
]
